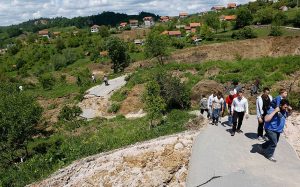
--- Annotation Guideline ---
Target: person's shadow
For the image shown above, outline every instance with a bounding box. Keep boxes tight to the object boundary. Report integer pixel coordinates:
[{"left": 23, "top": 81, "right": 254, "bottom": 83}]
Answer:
[
  {"left": 245, "top": 133, "right": 257, "bottom": 140},
  {"left": 250, "top": 143, "right": 266, "bottom": 158}
]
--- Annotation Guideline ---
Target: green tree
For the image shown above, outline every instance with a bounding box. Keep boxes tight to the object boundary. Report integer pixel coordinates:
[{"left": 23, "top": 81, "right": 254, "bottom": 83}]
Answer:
[
  {"left": 232, "top": 26, "right": 257, "bottom": 39},
  {"left": 99, "top": 25, "right": 110, "bottom": 38},
  {"left": 273, "top": 11, "right": 288, "bottom": 26},
  {"left": 206, "top": 14, "right": 221, "bottom": 33},
  {"left": 201, "top": 24, "right": 214, "bottom": 41},
  {"left": 269, "top": 25, "right": 283, "bottom": 36},
  {"left": 0, "top": 87, "right": 43, "bottom": 166},
  {"left": 236, "top": 8, "right": 253, "bottom": 28},
  {"left": 55, "top": 37, "right": 65, "bottom": 51},
  {"left": 144, "top": 81, "right": 166, "bottom": 128},
  {"left": 221, "top": 21, "right": 229, "bottom": 32},
  {"left": 106, "top": 37, "right": 130, "bottom": 73},
  {"left": 144, "top": 31, "right": 169, "bottom": 65},
  {"left": 39, "top": 74, "right": 56, "bottom": 90},
  {"left": 58, "top": 105, "right": 82, "bottom": 121},
  {"left": 254, "top": 7, "right": 275, "bottom": 24},
  {"left": 293, "top": 11, "right": 300, "bottom": 27}
]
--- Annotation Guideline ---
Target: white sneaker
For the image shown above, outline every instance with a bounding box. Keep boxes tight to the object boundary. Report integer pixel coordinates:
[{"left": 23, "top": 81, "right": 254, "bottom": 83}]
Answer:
[{"left": 258, "top": 136, "right": 264, "bottom": 142}]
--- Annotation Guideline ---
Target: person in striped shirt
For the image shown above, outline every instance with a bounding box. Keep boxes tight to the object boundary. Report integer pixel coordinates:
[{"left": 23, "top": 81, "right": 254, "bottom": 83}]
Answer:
[{"left": 231, "top": 90, "right": 249, "bottom": 136}]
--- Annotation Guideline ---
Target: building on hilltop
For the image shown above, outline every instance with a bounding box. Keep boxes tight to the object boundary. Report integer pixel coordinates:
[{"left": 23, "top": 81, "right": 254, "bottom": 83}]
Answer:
[
  {"left": 227, "top": 3, "right": 237, "bottom": 9},
  {"left": 211, "top": 6, "right": 225, "bottom": 12},
  {"left": 143, "top": 17, "right": 155, "bottom": 28},
  {"left": 38, "top": 29, "right": 50, "bottom": 39},
  {"left": 129, "top": 20, "right": 139, "bottom": 29},
  {"left": 179, "top": 12, "right": 188, "bottom": 18},
  {"left": 91, "top": 25, "right": 100, "bottom": 33},
  {"left": 279, "top": 6, "right": 288, "bottom": 11},
  {"left": 220, "top": 15, "right": 237, "bottom": 21},
  {"left": 160, "top": 16, "right": 170, "bottom": 22}
]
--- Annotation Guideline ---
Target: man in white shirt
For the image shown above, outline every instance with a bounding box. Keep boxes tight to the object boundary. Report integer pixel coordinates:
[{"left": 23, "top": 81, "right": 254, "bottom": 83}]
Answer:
[
  {"left": 231, "top": 90, "right": 249, "bottom": 136},
  {"left": 207, "top": 92, "right": 216, "bottom": 119}
]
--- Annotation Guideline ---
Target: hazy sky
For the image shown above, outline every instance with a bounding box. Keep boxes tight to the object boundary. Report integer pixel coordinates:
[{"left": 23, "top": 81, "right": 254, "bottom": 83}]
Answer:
[{"left": 0, "top": 0, "right": 252, "bottom": 26}]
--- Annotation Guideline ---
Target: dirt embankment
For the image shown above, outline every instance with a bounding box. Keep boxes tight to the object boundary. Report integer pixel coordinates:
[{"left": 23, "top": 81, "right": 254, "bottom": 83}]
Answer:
[
  {"left": 29, "top": 116, "right": 207, "bottom": 187},
  {"left": 169, "top": 36, "right": 300, "bottom": 63},
  {"left": 285, "top": 113, "right": 300, "bottom": 157}
]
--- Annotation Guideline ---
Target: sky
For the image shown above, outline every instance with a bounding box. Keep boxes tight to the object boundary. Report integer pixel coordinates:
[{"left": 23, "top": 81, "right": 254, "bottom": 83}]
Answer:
[{"left": 0, "top": 0, "right": 252, "bottom": 26}]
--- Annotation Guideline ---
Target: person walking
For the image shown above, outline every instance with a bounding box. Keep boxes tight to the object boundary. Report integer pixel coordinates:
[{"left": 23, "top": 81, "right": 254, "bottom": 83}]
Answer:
[
  {"left": 199, "top": 95, "right": 209, "bottom": 118},
  {"left": 92, "top": 74, "right": 96, "bottom": 83},
  {"left": 271, "top": 89, "right": 288, "bottom": 108},
  {"left": 207, "top": 92, "right": 216, "bottom": 120},
  {"left": 231, "top": 90, "right": 249, "bottom": 136},
  {"left": 226, "top": 90, "right": 236, "bottom": 126},
  {"left": 258, "top": 99, "right": 291, "bottom": 162},
  {"left": 212, "top": 92, "right": 224, "bottom": 126},
  {"left": 256, "top": 87, "right": 273, "bottom": 141},
  {"left": 103, "top": 75, "right": 109, "bottom": 86}
]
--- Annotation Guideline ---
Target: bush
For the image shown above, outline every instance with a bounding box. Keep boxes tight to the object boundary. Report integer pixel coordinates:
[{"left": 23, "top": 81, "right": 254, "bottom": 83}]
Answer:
[
  {"left": 293, "top": 11, "right": 300, "bottom": 28},
  {"left": 269, "top": 26, "right": 283, "bottom": 36},
  {"left": 232, "top": 26, "right": 257, "bottom": 40},
  {"left": 171, "top": 38, "right": 186, "bottom": 49},
  {"left": 50, "top": 54, "right": 67, "bottom": 71},
  {"left": 58, "top": 105, "right": 82, "bottom": 121},
  {"left": 108, "top": 103, "right": 121, "bottom": 113},
  {"left": 39, "top": 74, "right": 56, "bottom": 90}
]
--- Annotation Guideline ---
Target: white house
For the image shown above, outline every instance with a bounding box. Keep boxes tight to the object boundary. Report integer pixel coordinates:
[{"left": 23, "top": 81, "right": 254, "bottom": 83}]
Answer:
[
  {"left": 91, "top": 25, "right": 100, "bottom": 33},
  {"left": 129, "top": 20, "right": 139, "bottom": 28},
  {"left": 143, "top": 17, "right": 155, "bottom": 28}
]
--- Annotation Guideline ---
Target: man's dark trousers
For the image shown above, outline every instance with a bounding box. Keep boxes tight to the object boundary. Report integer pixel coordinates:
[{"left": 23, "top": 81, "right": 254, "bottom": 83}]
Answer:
[{"left": 232, "top": 111, "right": 245, "bottom": 132}]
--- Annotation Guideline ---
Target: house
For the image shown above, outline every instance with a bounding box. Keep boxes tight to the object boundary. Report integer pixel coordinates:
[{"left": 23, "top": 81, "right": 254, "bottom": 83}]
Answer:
[
  {"left": 168, "top": 31, "right": 182, "bottom": 37},
  {"left": 143, "top": 17, "right": 155, "bottom": 28},
  {"left": 211, "top": 6, "right": 225, "bottom": 11},
  {"left": 224, "top": 15, "right": 236, "bottom": 21},
  {"left": 160, "top": 16, "right": 170, "bottom": 22},
  {"left": 190, "top": 22, "right": 201, "bottom": 28},
  {"left": 91, "top": 25, "right": 100, "bottom": 33},
  {"left": 134, "top": 39, "right": 144, "bottom": 45},
  {"left": 176, "top": 25, "right": 185, "bottom": 29},
  {"left": 220, "top": 15, "right": 236, "bottom": 21},
  {"left": 38, "top": 29, "right": 49, "bottom": 38},
  {"left": 279, "top": 6, "right": 288, "bottom": 11},
  {"left": 179, "top": 12, "right": 188, "bottom": 18},
  {"left": 161, "top": 31, "right": 182, "bottom": 37},
  {"left": 185, "top": 26, "right": 191, "bottom": 33},
  {"left": 53, "top": 32, "right": 61, "bottom": 37},
  {"left": 227, "top": 3, "right": 237, "bottom": 9},
  {"left": 129, "top": 20, "right": 139, "bottom": 28},
  {"left": 119, "top": 22, "right": 128, "bottom": 28}
]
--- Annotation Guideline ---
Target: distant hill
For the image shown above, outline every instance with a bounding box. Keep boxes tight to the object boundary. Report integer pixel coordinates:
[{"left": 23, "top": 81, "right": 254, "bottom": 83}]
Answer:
[{"left": 0, "top": 11, "right": 160, "bottom": 33}]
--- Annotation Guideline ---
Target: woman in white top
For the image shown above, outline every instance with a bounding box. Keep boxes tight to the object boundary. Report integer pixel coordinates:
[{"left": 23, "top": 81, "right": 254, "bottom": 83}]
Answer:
[{"left": 212, "top": 93, "right": 224, "bottom": 126}]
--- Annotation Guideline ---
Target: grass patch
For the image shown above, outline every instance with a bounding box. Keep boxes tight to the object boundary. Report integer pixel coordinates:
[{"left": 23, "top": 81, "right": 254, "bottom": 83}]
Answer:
[{"left": 0, "top": 110, "right": 192, "bottom": 187}]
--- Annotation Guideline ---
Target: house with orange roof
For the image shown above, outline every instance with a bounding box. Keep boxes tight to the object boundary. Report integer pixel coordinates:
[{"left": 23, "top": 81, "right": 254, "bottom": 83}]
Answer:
[
  {"left": 38, "top": 29, "right": 49, "bottom": 38},
  {"left": 143, "top": 17, "right": 155, "bottom": 28},
  {"left": 179, "top": 12, "right": 188, "bottom": 18},
  {"left": 224, "top": 15, "right": 237, "bottom": 21},
  {"left": 120, "top": 22, "right": 128, "bottom": 28},
  {"left": 190, "top": 23, "right": 201, "bottom": 28},
  {"left": 168, "top": 31, "right": 182, "bottom": 37},
  {"left": 91, "top": 25, "right": 100, "bottom": 33},
  {"left": 227, "top": 3, "right": 237, "bottom": 9}
]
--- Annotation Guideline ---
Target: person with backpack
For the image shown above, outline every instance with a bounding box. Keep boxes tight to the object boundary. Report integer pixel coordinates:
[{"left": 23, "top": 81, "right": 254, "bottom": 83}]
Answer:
[
  {"left": 258, "top": 99, "right": 292, "bottom": 162},
  {"left": 226, "top": 90, "right": 237, "bottom": 126},
  {"left": 212, "top": 92, "right": 224, "bottom": 126},
  {"left": 200, "top": 95, "right": 209, "bottom": 118},
  {"left": 256, "top": 87, "right": 273, "bottom": 141},
  {"left": 231, "top": 90, "right": 249, "bottom": 136}
]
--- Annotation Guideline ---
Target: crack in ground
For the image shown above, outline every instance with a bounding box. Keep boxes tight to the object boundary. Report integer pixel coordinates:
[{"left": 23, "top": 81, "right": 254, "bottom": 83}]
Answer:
[{"left": 196, "top": 176, "right": 222, "bottom": 187}]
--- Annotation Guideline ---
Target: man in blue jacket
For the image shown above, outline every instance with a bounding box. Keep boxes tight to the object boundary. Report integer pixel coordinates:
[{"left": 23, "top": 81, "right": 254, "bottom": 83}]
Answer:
[{"left": 259, "top": 99, "right": 291, "bottom": 162}]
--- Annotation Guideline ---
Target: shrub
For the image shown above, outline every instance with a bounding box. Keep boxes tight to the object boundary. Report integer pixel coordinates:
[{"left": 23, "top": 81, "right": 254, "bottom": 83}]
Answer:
[
  {"left": 232, "top": 26, "right": 257, "bottom": 40},
  {"left": 39, "top": 74, "right": 56, "bottom": 90},
  {"left": 171, "top": 38, "right": 186, "bottom": 49},
  {"left": 58, "top": 105, "right": 82, "bottom": 121},
  {"left": 108, "top": 103, "right": 121, "bottom": 113},
  {"left": 293, "top": 11, "right": 300, "bottom": 28},
  {"left": 269, "top": 26, "right": 283, "bottom": 36}
]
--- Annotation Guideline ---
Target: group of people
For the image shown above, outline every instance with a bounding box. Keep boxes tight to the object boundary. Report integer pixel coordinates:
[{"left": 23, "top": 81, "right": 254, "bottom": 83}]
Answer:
[
  {"left": 200, "top": 85, "right": 293, "bottom": 162},
  {"left": 91, "top": 74, "right": 109, "bottom": 86}
]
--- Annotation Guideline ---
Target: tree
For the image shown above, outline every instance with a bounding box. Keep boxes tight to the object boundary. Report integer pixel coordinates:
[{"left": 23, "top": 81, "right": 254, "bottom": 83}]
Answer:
[
  {"left": 143, "top": 81, "right": 166, "bottom": 128},
  {"left": 55, "top": 37, "right": 65, "bottom": 51},
  {"left": 273, "top": 11, "right": 288, "bottom": 26},
  {"left": 221, "top": 21, "right": 229, "bottom": 32},
  {"left": 269, "top": 25, "right": 283, "bottom": 36},
  {"left": 236, "top": 8, "right": 253, "bottom": 28},
  {"left": 39, "top": 74, "right": 56, "bottom": 90},
  {"left": 201, "top": 24, "right": 214, "bottom": 41},
  {"left": 205, "top": 14, "right": 221, "bottom": 33},
  {"left": 232, "top": 26, "right": 257, "bottom": 39},
  {"left": 106, "top": 37, "right": 130, "bottom": 73},
  {"left": 144, "top": 31, "right": 169, "bottom": 65},
  {"left": 293, "top": 11, "right": 300, "bottom": 27},
  {"left": 254, "top": 7, "right": 275, "bottom": 24},
  {"left": 0, "top": 86, "right": 43, "bottom": 166},
  {"left": 98, "top": 25, "right": 110, "bottom": 38}
]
